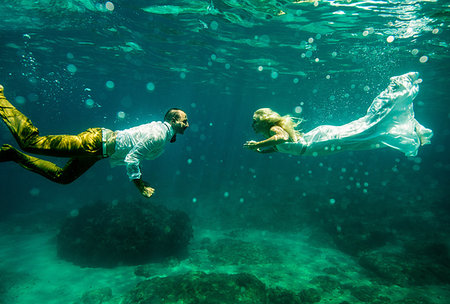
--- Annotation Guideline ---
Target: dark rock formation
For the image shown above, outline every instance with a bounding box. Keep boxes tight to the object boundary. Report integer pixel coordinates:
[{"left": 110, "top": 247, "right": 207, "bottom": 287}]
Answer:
[
  {"left": 57, "top": 201, "right": 193, "bottom": 267},
  {"left": 359, "top": 242, "right": 450, "bottom": 286},
  {"left": 122, "top": 271, "right": 302, "bottom": 304}
]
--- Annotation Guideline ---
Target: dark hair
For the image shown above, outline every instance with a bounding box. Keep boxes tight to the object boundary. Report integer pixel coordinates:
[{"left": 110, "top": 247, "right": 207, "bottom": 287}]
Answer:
[{"left": 164, "top": 108, "right": 182, "bottom": 122}]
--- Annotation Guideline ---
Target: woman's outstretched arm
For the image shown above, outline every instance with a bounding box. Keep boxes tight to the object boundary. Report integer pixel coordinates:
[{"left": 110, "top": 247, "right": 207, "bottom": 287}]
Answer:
[{"left": 244, "top": 126, "right": 289, "bottom": 152}]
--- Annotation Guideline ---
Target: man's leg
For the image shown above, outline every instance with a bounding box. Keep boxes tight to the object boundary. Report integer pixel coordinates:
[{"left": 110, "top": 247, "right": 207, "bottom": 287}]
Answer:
[
  {"left": 0, "top": 84, "right": 103, "bottom": 157},
  {"left": 1, "top": 144, "right": 99, "bottom": 184}
]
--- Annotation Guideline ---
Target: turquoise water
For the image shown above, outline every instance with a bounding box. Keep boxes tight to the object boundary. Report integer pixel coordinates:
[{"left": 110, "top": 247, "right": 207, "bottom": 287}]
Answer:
[{"left": 1, "top": 1, "right": 449, "bottom": 303}]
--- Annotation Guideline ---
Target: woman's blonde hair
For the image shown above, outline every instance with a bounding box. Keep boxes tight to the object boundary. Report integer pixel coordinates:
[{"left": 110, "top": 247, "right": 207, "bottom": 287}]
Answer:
[{"left": 253, "top": 108, "right": 302, "bottom": 141}]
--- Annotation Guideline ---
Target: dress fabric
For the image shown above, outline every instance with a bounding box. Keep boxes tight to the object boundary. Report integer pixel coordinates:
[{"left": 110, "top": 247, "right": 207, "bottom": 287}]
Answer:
[
  {"left": 276, "top": 72, "right": 433, "bottom": 157},
  {"left": 109, "top": 121, "right": 174, "bottom": 180}
]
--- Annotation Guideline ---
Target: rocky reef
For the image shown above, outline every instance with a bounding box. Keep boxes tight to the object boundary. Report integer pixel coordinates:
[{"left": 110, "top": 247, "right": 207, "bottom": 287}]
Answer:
[
  {"left": 57, "top": 201, "right": 193, "bottom": 267},
  {"left": 123, "top": 271, "right": 302, "bottom": 304}
]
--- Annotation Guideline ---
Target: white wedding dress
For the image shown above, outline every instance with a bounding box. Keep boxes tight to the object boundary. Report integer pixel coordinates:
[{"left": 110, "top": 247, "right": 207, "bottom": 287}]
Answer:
[{"left": 276, "top": 72, "right": 433, "bottom": 157}]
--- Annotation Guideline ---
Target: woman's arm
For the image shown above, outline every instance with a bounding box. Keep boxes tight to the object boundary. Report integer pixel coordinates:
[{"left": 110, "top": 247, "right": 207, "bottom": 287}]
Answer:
[{"left": 244, "top": 126, "right": 289, "bottom": 151}]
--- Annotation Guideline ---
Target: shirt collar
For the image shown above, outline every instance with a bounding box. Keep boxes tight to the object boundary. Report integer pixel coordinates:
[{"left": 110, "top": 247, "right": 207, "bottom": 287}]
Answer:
[{"left": 163, "top": 121, "right": 175, "bottom": 141}]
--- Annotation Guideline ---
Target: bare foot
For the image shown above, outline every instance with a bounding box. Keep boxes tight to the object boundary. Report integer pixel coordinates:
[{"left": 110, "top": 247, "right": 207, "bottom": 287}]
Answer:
[{"left": 0, "top": 144, "right": 17, "bottom": 162}]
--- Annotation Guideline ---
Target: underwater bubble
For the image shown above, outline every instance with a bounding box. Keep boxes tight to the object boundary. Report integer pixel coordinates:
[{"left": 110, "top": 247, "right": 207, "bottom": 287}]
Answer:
[
  {"left": 15, "top": 96, "right": 26, "bottom": 105},
  {"left": 207, "top": 61, "right": 213, "bottom": 67},
  {"left": 257, "top": 66, "right": 264, "bottom": 72},
  {"left": 224, "top": 192, "right": 229, "bottom": 198},
  {"left": 225, "top": 63, "right": 230, "bottom": 70},
  {"left": 187, "top": 159, "right": 193, "bottom": 165},
  {"left": 30, "top": 187, "right": 40, "bottom": 196},
  {"left": 419, "top": 56, "right": 428, "bottom": 63},
  {"left": 66, "top": 52, "right": 74, "bottom": 59},
  {"left": 314, "top": 58, "right": 320, "bottom": 62},
  {"left": 331, "top": 51, "right": 337, "bottom": 57},
  {"left": 180, "top": 72, "right": 186, "bottom": 79},
  {"left": 329, "top": 198, "right": 336, "bottom": 205},
  {"left": 315, "top": 34, "right": 322, "bottom": 40},
  {"left": 411, "top": 49, "right": 419, "bottom": 56},
  {"left": 312, "top": 152, "right": 318, "bottom": 157},
  {"left": 106, "top": 80, "right": 115, "bottom": 89},
  {"left": 146, "top": 82, "right": 155, "bottom": 91},
  {"left": 190, "top": 102, "right": 197, "bottom": 108},
  {"left": 293, "top": 78, "right": 299, "bottom": 84},
  {"left": 210, "top": 54, "right": 217, "bottom": 61},
  {"left": 105, "top": 1, "right": 114, "bottom": 11},
  {"left": 239, "top": 198, "right": 245, "bottom": 203},
  {"left": 362, "top": 30, "right": 369, "bottom": 36},
  {"left": 312, "top": 88, "right": 318, "bottom": 94},
  {"left": 210, "top": 21, "right": 219, "bottom": 31},
  {"left": 271, "top": 71, "right": 279, "bottom": 79},
  {"left": 326, "top": 74, "right": 331, "bottom": 79},
  {"left": 387, "top": 36, "right": 395, "bottom": 43},
  {"left": 432, "top": 28, "right": 439, "bottom": 34},
  {"left": 294, "top": 106, "right": 302, "bottom": 114},
  {"left": 305, "top": 51, "right": 312, "bottom": 58},
  {"left": 192, "top": 197, "right": 197, "bottom": 203},
  {"left": 364, "top": 182, "right": 369, "bottom": 187},
  {"left": 363, "top": 189, "right": 368, "bottom": 194},
  {"left": 67, "top": 64, "right": 77, "bottom": 73},
  {"left": 85, "top": 99, "right": 95, "bottom": 108},
  {"left": 414, "top": 157, "right": 422, "bottom": 164},
  {"left": 294, "top": 176, "right": 300, "bottom": 182},
  {"left": 70, "top": 209, "right": 79, "bottom": 217},
  {"left": 364, "top": 86, "right": 370, "bottom": 92},
  {"left": 117, "top": 111, "right": 126, "bottom": 119},
  {"left": 314, "top": 1, "right": 319, "bottom": 7}
]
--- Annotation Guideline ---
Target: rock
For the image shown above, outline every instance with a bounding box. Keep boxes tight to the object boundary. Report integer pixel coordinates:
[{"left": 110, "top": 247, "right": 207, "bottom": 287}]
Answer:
[
  {"left": 81, "top": 287, "right": 112, "bottom": 304},
  {"left": 122, "top": 271, "right": 301, "bottom": 304},
  {"left": 349, "top": 285, "right": 379, "bottom": 302},
  {"left": 57, "top": 201, "right": 193, "bottom": 267},
  {"left": 205, "top": 238, "right": 281, "bottom": 266},
  {"left": 309, "top": 275, "right": 341, "bottom": 292},
  {"left": 298, "top": 288, "right": 321, "bottom": 303},
  {"left": 359, "top": 245, "right": 450, "bottom": 287}
]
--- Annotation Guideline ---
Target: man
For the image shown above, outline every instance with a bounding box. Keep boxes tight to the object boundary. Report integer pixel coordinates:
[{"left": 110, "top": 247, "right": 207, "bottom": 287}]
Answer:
[{"left": 0, "top": 84, "right": 188, "bottom": 198}]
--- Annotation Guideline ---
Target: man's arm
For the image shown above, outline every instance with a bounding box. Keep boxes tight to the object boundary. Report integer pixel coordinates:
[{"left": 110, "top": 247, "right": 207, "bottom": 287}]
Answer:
[{"left": 124, "top": 142, "right": 157, "bottom": 198}]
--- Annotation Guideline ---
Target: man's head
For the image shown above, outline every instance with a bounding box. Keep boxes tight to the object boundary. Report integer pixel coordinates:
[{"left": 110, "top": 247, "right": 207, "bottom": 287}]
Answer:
[{"left": 164, "top": 108, "right": 189, "bottom": 136}]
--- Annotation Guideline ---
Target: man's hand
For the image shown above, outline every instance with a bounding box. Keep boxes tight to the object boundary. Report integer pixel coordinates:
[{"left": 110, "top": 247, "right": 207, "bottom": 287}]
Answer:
[{"left": 133, "top": 178, "right": 155, "bottom": 198}]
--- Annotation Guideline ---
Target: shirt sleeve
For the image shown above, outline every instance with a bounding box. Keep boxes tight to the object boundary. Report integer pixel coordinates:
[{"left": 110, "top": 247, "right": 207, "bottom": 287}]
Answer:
[
  {"left": 123, "top": 124, "right": 167, "bottom": 180},
  {"left": 124, "top": 141, "right": 151, "bottom": 180}
]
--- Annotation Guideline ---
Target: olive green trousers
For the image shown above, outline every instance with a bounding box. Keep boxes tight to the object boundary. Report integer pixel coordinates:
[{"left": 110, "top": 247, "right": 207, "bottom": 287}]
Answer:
[{"left": 0, "top": 86, "right": 103, "bottom": 184}]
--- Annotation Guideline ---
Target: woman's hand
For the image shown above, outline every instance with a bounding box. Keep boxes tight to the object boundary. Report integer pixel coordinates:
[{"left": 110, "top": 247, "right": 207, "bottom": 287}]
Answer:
[{"left": 243, "top": 140, "right": 259, "bottom": 150}]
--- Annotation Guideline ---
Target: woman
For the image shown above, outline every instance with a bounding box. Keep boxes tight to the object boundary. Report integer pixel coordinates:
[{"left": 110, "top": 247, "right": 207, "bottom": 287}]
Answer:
[{"left": 244, "top": 72, "right": 432, "bottom": 157}]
